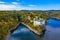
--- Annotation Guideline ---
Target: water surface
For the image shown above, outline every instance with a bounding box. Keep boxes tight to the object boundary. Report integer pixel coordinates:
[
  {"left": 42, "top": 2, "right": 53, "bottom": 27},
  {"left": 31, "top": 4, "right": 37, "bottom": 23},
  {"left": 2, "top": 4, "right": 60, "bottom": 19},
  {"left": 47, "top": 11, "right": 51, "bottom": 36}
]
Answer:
[{"left": 9, "top": 19, "right": 60, "bottom": 40}]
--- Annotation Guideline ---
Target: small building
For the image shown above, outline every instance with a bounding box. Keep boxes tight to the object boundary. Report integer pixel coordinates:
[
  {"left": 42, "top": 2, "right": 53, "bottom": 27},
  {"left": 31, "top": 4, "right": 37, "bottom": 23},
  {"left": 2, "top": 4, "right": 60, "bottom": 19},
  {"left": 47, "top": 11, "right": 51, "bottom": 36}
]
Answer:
[
  {"left": 27, "top": 15, "right": 31, "bottom": 20},
  {"left": 34, "top": 18, "right": 45, "bottom": 26},
  {"left": 27, "top": 15, "right": 33, "bottom": 23}
]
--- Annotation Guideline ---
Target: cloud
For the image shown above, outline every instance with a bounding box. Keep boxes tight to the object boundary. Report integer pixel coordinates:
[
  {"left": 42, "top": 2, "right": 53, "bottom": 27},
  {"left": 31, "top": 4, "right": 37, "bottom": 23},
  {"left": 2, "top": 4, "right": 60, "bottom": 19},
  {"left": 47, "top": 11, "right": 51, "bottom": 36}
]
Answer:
[
  {"left": 0, "top": 3, "right": 39, "bottom": 10},
  {"left": 28, "top": 4, "right": 36, "bottom": 7},
  {"left": 0, "top": 4, "right": 31, "bottom": 10},
  {"left": 0, "top": 1, "right": 5, "bottom": 4},
  {"left": 0, "top": 4, "right": 18, "bottom": 10},
  {"left": 11, "top": 2, "right": 19, "bottom": 5},
  {"left": 0, "top": 4, "right": 45, "bottom": 10},
  {"left": 1, "top": 3, "right": 60, "bottom": 10}
]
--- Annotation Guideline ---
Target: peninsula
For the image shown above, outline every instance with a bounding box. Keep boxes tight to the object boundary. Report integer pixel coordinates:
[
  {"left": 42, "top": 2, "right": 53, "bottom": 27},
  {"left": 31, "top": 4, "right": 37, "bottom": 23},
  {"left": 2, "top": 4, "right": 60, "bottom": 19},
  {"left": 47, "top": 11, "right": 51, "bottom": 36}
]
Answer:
[{"left": 1, "top": 10, "right": 60, "bottom": 40}]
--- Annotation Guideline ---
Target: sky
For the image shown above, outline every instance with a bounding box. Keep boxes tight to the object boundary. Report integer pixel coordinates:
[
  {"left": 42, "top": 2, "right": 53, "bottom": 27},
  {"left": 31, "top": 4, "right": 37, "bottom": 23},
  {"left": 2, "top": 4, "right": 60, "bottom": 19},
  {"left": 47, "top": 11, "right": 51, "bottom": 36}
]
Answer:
[{"left": 0, "top": 0, "right": 60, "bottom": 10}]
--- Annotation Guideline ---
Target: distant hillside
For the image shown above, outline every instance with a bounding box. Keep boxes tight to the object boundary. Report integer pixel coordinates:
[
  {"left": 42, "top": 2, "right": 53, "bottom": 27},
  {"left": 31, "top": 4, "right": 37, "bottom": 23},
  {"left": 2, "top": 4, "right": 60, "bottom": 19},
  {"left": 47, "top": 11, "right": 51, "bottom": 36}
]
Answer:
[
  {"left": 20, "top": 10, "right": 43, "bottom": 12},
  {"left": 45, "top": 10, "right": 60, "bottom": 12},
  {"left": 0, "top": 10, "right": 60, "bottom": 13},
  {"left": 21, "top": 10, "right": 60, "bottom": 12}
]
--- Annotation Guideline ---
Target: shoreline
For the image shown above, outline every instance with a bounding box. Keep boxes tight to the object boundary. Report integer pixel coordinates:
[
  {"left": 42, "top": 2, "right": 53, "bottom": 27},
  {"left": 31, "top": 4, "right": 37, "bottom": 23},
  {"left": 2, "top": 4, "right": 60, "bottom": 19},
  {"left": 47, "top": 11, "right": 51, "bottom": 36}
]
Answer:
[
  {"left": 9, "top": 22, "right": 20, "bottom": 33},
  {"left": 9, "top": 22, "right": 45, "bottom": 35},
  {"left": 5, "top": 22, "right": 20, "bottom": 40},
  {"left": 20, "top": 22, "right": 44, "bottom": 35},
  {"left": 50, "top": 17, "right": 60, "bottom": 21},
  {"left": 5, "top": 22, "right": 46, "bottom": 40}
]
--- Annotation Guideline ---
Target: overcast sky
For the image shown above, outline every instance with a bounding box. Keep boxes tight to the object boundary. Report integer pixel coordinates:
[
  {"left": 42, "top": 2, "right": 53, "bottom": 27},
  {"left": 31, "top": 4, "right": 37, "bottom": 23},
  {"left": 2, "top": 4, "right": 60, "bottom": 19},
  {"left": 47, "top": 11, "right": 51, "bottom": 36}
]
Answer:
[{"left": 0, "top": 0, "right": 60, "bottom": 10}]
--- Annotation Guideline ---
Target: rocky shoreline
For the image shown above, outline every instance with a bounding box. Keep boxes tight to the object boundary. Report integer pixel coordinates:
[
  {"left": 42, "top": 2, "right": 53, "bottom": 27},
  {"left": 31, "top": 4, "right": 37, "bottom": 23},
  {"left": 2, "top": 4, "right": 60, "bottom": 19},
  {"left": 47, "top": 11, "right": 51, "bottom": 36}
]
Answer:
[
  {"left": 5, "top": 22, "right": 20, "bottom": 40},
  {"left": 50, "top": 17, "right": 60, "bottom": 20},
  {"left": 5, "top": 22, "right": 46, "bottom": 40},
  {"left": 9, "top": 22, "right": 46, "bottom": 36},
  {"left": 20, "top": 22, "right": 45, "bottom": 35}
]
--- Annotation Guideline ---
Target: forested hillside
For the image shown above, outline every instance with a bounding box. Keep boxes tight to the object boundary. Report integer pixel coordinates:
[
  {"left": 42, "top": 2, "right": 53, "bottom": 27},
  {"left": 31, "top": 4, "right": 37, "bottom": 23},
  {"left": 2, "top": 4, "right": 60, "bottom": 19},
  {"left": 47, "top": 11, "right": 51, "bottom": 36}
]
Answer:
[{"left": 0, "top": 10, "right": 60, "bottom": 40}]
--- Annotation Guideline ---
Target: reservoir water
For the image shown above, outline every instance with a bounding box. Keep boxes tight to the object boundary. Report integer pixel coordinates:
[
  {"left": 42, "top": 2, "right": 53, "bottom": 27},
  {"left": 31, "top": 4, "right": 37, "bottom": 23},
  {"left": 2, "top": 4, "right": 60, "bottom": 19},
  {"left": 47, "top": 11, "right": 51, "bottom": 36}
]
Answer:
[{"left": 8, "top": 19, "right": 60, "bottom": 40}]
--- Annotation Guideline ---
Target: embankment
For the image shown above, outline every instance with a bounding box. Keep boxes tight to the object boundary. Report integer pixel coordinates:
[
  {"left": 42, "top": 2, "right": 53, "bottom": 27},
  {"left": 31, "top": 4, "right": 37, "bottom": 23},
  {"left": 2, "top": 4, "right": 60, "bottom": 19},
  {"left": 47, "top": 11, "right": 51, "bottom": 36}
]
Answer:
[{"left": 20, "top": 22, "right": 43, "bottom": 35}]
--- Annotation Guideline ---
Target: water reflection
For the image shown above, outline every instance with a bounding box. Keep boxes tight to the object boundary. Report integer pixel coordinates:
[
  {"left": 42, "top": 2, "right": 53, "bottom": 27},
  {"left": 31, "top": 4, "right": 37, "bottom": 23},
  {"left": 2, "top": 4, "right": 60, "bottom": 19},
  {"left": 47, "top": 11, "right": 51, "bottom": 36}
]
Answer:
[
  {"left": 9, "top": 25, "right": 39, "bottom": 40},
  {"left": 9, "top": 19, "right": 60, "bottom": 40}
]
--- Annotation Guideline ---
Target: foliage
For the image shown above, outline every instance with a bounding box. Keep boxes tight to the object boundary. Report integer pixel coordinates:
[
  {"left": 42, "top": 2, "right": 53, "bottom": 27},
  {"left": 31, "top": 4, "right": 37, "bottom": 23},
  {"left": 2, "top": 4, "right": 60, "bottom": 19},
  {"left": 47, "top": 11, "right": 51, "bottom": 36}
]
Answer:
[{"left": 0, "top": 10, "right": 49, "bottom": 40}]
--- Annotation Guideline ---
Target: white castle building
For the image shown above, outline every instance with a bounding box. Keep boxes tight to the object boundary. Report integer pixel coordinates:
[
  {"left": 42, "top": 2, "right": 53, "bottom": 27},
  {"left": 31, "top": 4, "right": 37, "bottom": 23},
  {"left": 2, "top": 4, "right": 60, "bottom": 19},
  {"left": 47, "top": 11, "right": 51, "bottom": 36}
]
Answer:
[{"left": 34, "top": 18, "right": 45, "bottom": 26}]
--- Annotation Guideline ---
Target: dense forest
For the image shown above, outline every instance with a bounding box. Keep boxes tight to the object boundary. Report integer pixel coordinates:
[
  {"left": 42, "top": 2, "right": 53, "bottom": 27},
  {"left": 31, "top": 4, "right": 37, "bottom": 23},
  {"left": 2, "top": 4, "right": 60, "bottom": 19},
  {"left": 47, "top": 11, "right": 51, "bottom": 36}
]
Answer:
[{"left": 0, "top": 10, "right": 60, "bottom": 40}]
